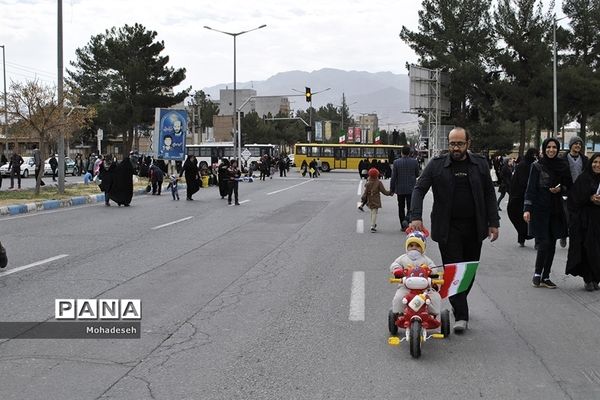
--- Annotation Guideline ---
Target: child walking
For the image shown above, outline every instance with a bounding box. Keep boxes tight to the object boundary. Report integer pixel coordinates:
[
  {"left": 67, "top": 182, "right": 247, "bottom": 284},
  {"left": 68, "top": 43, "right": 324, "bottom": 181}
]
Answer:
[
  {"left": 166, "top": 174, "right": 180, "bottom": 200},
  {"left": 360, "top": 167, "right": 392, "bottom": 232}
]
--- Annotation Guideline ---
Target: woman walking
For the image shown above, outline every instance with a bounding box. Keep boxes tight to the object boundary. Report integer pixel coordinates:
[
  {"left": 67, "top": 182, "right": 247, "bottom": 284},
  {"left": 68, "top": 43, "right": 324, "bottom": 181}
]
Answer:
[
  {"left": 217, "top": 158, "right": 230, "bottom": 199},
  {"left": 181, "top": 155, "right": 200, "bottom": 200},
  {"left": 496, "top": 158, "right": 513, "bottom": 211},
  {"left": 523, "top": 138, "right": 572, "bottom": 288},
  {"left": 566, "top": 153, "right": 600, "bottom": 291},
  {"left": 508, "top": 148, "right": 537, "bottom": 247}
]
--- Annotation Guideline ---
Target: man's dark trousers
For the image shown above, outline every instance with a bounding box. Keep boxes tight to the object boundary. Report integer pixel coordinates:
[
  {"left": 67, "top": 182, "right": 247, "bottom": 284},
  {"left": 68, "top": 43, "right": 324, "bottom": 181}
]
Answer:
[
  {"left": 437, "top": 219, "right": 483, "bottom": 321},
  {"left": 396, "top": 194, "right": 411, "bottom": 227}
]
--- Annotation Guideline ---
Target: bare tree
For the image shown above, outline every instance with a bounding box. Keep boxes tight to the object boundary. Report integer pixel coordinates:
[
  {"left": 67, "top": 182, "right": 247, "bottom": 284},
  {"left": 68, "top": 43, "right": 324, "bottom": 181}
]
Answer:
[{"left": 7, "top": 79, "right": 95, "bottom": 194}]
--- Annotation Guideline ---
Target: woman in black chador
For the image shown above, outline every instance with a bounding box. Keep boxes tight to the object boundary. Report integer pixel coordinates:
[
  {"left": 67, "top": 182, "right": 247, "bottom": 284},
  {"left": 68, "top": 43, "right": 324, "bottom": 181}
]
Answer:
[
  {"left": 180, "top": 155, "right": 200, "bottom": 200},
  {"left": 217, "top": 158, "right": 230, "bottom": 199},
  {"left": 507, "top": 148, "right": 537, "bottom": 247},
  {"left": 566, "top": 153, "right": 600, "bottom": 291},
  {"left": 106, "top": 156, "right": 134, "bottom": 206}
]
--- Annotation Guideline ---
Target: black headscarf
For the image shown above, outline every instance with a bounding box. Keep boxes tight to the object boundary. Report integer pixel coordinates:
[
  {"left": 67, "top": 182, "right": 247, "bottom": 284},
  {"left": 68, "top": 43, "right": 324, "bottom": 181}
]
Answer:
[
  {"left": 538, "top": 138, "right": 572, "bottom": 188},
  {"left": 583, "top": 152, "right": 600, "bottom": 178},
  {"left": 524, "top": 147, "right": 538, "bottom": 164}
]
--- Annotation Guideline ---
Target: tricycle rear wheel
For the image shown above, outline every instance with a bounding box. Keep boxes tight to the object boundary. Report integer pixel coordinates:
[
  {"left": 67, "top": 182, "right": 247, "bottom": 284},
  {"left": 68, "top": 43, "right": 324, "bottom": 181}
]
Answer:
[
  {"left": 441, "top": 310, "right": 451, "bottom": 337},
  {"left": 388, "top": 310, "right": 398, "bottom": 335}
]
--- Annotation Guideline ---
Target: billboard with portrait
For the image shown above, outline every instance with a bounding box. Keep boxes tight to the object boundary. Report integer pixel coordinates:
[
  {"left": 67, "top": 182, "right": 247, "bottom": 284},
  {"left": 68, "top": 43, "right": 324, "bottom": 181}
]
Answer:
[{"left": 153, "top": 108, "right": 187, "bottom": 160}]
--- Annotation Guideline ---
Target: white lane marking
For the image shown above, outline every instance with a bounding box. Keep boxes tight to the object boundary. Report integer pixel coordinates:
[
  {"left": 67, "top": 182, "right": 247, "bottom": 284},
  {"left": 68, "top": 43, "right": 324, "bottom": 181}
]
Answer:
[
  {"left": 151, "top": 216, "right": 194, "bottom": 230},
  {"left": 356, "top": 219, "right": 364, "bottom": 234},
  {"left": 228, "top": 199, "right": 251, "bottom": 206},
  {"left": 357, "top": 180, "right": 363, "bottom": 195},
  {"left": 0, "top": 254, "right": 69, "bottom": 278},
  {"left": 266, "top": 179, "right": 313, "bottom": 195},
  {"left": 349, "top": 271, "right": 365, "bottom": 321}
]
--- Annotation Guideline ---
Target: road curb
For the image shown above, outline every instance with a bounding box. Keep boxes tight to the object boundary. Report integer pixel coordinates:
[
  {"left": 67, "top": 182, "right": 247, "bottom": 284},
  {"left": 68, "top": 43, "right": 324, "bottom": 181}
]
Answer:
[{"left": 0, "top": 188, "right": 151, "bottom": 216}]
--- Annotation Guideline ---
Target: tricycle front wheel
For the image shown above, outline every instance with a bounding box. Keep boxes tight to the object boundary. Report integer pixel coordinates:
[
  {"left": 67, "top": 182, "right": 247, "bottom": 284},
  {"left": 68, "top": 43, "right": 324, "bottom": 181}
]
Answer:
[{"left": 409, "top": 320, "right": 422, "bottom": 358}]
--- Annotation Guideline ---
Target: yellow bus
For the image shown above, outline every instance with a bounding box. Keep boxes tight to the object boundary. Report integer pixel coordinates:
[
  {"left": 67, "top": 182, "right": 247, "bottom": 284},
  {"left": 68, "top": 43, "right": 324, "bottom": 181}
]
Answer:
[{"left": 293, "top": 143, "right": 405, "bottom": 172}]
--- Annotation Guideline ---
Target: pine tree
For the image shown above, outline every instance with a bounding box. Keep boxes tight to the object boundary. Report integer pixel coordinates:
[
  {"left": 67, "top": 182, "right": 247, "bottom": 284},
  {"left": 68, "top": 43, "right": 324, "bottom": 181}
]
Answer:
[{"left": 68, "top": 23, "right": 189, "bottom": 154}]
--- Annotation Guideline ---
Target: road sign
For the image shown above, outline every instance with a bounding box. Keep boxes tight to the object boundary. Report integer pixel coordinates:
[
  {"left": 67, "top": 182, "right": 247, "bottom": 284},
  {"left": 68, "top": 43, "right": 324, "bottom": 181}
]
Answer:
[{"left": 241, "top": 149, "right": 251, "bottom": 159}]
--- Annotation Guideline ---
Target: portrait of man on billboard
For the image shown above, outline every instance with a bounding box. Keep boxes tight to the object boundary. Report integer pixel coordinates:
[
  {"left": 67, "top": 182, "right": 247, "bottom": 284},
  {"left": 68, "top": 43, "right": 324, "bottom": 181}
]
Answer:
[{"left": 155, "top": 109, "right": 187, "bottom": 160}]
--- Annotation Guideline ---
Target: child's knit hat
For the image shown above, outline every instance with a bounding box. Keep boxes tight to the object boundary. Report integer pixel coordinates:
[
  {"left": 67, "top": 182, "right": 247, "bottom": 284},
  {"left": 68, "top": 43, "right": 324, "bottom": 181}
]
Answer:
[
  {"left": 368, "top": 168, "right": 379, "bottom": 179},
  {"left": 405, "top": 231, "right": 427, "bottom": 253}
]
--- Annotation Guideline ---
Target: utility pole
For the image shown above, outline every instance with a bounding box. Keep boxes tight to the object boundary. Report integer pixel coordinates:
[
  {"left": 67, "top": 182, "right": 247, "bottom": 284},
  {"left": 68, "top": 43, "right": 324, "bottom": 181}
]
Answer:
[
  {"left": 57, "top": 0, "right": 65, "bottom": 193},
  {"left": 1, "top": 45, "right": 7, "bottom": 154}
]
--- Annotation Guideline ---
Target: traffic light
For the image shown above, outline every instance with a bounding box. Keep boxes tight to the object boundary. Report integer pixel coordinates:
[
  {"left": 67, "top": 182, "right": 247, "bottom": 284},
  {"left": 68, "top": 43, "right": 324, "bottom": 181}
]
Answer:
[{"left": 305, "top": 87, "right": 312, "bottom": 103}]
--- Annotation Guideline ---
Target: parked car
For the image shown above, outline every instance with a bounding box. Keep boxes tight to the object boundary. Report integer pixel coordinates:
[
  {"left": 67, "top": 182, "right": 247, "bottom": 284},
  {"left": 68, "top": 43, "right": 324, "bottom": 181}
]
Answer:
[
  {"left": 287, "top": 154, "right": 295, "bottom": 167},
  {"left": 0, "top": 156, "right": 36, "bottom": 177},
  {"left": 44, "top": 156, "right": 79, "bottom": 176}
]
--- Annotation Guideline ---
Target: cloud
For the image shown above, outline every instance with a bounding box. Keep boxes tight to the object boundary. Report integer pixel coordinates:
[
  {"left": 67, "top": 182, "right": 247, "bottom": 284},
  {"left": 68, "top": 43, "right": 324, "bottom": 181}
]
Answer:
[{"left": 1, "top": 0, "right": 425, "bottom": 90}]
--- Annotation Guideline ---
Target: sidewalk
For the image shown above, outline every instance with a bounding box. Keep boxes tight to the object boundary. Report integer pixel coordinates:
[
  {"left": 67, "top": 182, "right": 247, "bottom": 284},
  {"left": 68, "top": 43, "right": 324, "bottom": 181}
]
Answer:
[{"left": 0, "top": 174, "right": 260, "bottom": 216}]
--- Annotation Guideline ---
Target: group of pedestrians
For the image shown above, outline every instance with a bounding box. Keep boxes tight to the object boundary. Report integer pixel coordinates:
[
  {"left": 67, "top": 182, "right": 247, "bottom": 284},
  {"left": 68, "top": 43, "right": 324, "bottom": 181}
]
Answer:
[
  {"left": 97, "top": 154, "right": 134, "bottom": 207},
  {"left": 361, "top": 127, "right": 600, "bottom": 335},
  {"left": 358, "top": 158, "right": 392, "bottom": 180},
  {"left": 500, "top": 135, "right": 599, "bottom": 291},
  {"left": 300, "top": 158, "right": 321, "bottom": 178}
]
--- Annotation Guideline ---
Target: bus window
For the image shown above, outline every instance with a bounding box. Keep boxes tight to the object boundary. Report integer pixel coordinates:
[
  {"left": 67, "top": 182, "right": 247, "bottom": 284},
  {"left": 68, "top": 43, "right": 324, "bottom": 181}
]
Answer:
[
  {"left": 310, "top": 147, "right": 320, "bottom": 157},
  {"left": 322, "top": 147, "right": 333, "bottom": 157},
  {"left": 362, "top": 148, "right": 375, "bottom": 158},
  {"left": 348, "top": 147, "right": 361, "bottom": 158},
  {"left": 247, "top": 147, "right": 261, "bottom": 157},
  {"left": 200, "top": 147, "right": 212, "bottom": 157},
  {"left": 375, "top": 147, "right": 387, "bottom": 158},
  {"left": 224, "top": 148, "right": 235, "bottom": 158}
]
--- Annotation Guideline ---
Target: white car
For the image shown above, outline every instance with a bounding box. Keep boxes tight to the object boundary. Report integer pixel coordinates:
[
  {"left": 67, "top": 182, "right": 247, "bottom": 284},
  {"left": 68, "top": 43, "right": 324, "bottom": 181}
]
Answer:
[{"left": 0, "top": 156, "right": 36, "bottom": 177}]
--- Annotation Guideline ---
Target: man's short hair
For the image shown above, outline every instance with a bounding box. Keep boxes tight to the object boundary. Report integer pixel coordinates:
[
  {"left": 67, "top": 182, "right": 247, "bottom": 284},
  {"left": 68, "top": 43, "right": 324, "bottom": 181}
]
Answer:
[{"left": 401, "top": 146, "right": 410, "bottom": 156}]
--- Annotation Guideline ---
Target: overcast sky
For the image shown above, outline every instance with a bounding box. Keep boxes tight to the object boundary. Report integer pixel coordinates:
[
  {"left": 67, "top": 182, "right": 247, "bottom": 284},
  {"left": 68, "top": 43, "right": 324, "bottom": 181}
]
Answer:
[{"left": 1, "top": 0, "right": 562, "bottom": 93}]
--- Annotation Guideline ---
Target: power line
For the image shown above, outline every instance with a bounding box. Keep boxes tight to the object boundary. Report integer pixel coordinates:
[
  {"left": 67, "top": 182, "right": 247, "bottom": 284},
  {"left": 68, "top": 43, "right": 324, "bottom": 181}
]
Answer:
[{"left": 6, "top": 61, "right": 55, "bottom": 77}]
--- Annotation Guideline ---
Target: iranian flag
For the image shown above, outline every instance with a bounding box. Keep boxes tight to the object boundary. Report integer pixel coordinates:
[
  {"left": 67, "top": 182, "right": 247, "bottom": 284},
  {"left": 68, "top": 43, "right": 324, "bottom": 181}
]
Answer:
[{"left": 438, "top": 261, "right": 479, "bottom": 299}]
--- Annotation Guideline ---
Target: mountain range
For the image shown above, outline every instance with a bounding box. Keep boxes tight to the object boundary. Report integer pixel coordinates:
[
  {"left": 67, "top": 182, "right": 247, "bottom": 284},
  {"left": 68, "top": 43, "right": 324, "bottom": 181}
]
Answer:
[{"left": 202, "top": 68, "right": 418, "bottom": 131}]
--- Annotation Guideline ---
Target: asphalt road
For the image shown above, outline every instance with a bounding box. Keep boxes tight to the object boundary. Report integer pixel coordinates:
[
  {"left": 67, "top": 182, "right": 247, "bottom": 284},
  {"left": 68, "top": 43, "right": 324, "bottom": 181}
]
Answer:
[{"left": 0, "top": 171, "right": 598, "bottom": 400}]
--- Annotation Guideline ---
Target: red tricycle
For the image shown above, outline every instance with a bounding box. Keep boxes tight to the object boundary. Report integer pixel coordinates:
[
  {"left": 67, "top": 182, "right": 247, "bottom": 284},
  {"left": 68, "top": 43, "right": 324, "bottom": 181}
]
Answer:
[{"left": 387, "top": 265, "right": 450, "bottom": 358}]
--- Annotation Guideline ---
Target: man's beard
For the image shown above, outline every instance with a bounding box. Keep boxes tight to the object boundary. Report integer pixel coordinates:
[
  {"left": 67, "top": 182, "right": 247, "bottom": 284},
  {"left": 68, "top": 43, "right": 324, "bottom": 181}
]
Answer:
[{"left": 450, "top": 149, "right": 467, "bottom": 161}]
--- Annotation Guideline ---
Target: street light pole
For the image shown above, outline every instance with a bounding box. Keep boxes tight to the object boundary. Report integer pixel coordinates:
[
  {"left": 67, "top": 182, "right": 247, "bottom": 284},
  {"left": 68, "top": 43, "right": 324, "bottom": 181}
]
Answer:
[
  {"left": 1, "top": 45, "right": 7, "bottom": 154},
  {"left": 57, "top": 0, "right": 65, "bottom": 193},
  {"left": 553, "top": 15, "right": 567, "bottom": 139},
  {"left": 204, "top": 24, "right": 266, "bottom": 163}
]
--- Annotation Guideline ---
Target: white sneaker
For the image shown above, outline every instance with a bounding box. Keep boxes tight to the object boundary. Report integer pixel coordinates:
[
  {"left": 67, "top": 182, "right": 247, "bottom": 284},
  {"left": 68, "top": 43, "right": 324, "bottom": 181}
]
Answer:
[{"left": 453, "top": 320, "right": 468, "bottom": 334}]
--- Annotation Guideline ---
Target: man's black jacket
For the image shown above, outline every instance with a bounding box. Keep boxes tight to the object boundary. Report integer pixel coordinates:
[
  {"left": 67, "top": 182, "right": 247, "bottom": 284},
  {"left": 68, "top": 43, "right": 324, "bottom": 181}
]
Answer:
[{"left": 410, "top": 152, "right": 500, "bottom": 244}]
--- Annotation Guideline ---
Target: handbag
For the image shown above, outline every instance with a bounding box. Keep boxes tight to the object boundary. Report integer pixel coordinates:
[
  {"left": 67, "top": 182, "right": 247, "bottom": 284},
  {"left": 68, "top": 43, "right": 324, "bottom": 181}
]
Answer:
[{"left": 145, "top": 184, "right": 151, "bottom": 193}]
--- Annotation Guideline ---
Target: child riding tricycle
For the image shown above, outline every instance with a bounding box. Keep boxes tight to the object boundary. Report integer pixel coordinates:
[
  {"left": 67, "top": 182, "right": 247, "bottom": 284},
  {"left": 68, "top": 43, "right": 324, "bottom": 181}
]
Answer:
[{"left": 387, "top": 231, "right": 450, "bottom": 358}]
